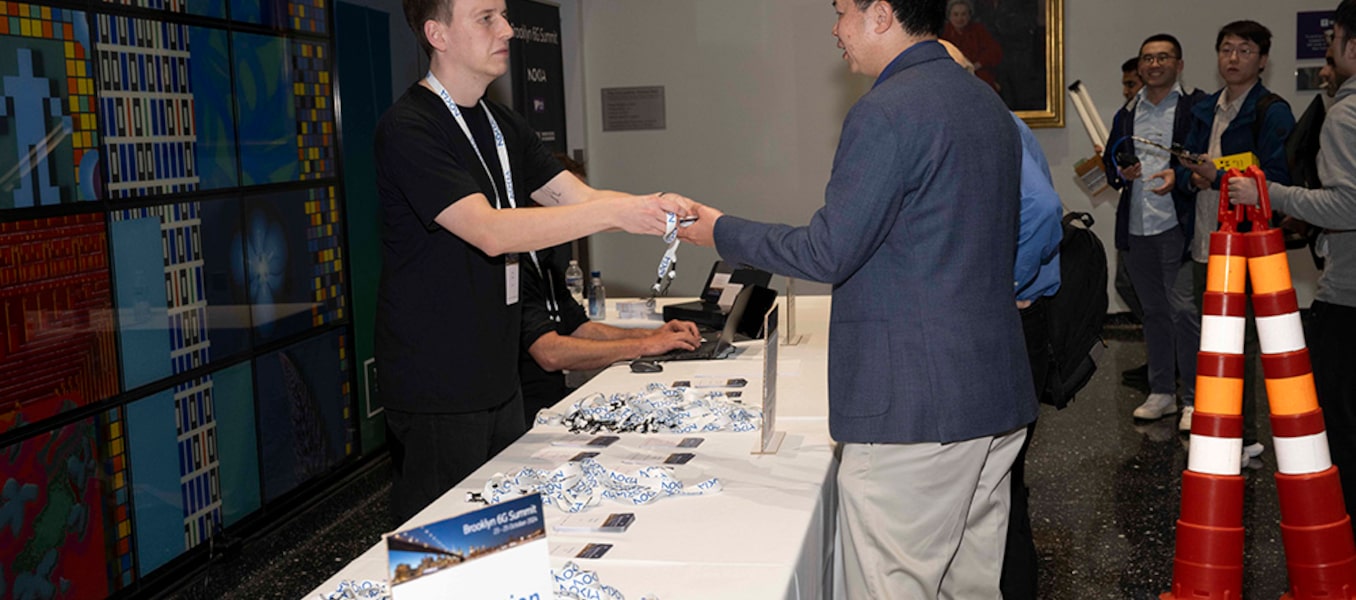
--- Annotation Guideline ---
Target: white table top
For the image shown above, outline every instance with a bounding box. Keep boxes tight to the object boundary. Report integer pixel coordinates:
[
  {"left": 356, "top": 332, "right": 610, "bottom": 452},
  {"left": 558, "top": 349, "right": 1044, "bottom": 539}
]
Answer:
[{"left": 307, "top": 295, "right": 837, "bottom": 600}]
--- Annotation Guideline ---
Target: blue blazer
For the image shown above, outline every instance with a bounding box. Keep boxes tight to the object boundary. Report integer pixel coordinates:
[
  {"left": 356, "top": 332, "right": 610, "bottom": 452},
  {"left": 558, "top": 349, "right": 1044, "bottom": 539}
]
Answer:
[{"left": 713, "top": 41, "right": 1036, "bottom": 444}]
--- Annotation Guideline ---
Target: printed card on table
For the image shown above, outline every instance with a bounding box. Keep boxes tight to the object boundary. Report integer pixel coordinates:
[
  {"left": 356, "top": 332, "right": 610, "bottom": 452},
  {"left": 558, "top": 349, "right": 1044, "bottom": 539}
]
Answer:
[{"left": 387, "top": 494, "right": 552, "bottom": 599}]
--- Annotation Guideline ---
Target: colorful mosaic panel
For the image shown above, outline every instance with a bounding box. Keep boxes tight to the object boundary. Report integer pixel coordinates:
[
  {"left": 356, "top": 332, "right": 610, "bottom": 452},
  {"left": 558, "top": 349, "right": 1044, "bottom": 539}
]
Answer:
[
  {"left": 306, "top": 186, "right": 344, "bottom": 326},
  {"left": 174, "top": 377, "right": 223, "bottom": 551},
  {"left": 95, "top": 15, "right": 199, "bottom": 199},
  {"left": 0, "top": 2, "right": 101, "bottom": 208},
  {"left": 292, "top": 39, "right": 333, "bottom": 180},
  {"left": 241, "top": 187, "right": 343, "bottom": 341},
  {"left": 289, "top": 0, "right": 326, "bottom": 34},
  {"left": 111, "top": 203, "right": 211, "bottom": 389},
  {"left": 98, "top": 0, "right": 227, "bottom": 20},
  {"left": 0, "top": 214, "right": 118, "bottom": 433},
  {"left": 99, "top": 407, "right": 135, "bottom": 590},
  {"left": 0, "top": 417, "right": 112, "bottom": 598},
  {"left": 255, "top": 329, "right": 352, "bottom": 501}
]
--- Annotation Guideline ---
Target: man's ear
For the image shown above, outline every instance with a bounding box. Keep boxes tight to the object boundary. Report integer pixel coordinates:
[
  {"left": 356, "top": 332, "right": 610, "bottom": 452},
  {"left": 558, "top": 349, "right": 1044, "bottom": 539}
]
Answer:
[
  {"left": 871, "top": 0, "right": 894, "bottom": 34},
  {"left": 424, "top": 19, "right": 446, "bottom": 53}
]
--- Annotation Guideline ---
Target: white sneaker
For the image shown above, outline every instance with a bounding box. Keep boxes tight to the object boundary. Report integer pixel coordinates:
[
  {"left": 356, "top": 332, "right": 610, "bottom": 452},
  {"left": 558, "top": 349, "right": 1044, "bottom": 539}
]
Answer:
[
  {"left": 1133, "top": 393, "right": 1178, "bottom": 420},
  {"left": 1179, "top": 406, "right": 1194, "bottom": 432},
  {"left": 1242, "top": 442, "right": 1265, "bottom": 468}
]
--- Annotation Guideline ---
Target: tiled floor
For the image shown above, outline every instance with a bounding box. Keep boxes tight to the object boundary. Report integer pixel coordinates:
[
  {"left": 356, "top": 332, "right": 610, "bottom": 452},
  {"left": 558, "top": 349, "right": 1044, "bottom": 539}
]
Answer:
[{"left": 177, "top": 336, "right": 1299, "bottom": 599}]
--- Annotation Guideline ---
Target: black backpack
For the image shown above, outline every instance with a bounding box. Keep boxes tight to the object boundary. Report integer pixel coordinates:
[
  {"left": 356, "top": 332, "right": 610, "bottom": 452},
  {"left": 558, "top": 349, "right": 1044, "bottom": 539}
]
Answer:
[{"left": 1041, "top": 212, "right": 1109, "bottom": 409}]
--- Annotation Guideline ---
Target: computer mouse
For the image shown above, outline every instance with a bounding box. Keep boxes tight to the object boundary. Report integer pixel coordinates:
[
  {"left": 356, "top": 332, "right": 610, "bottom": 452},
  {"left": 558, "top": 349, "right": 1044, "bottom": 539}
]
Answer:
[{"left": 629, "top": 359, "right": 663, "bottom": 373}]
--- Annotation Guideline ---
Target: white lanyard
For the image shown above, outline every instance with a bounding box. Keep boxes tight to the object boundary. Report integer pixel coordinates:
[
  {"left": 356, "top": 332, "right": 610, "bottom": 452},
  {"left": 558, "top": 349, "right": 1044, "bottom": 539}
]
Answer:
[
  {"left": 429, "top": 72, "right": 550, "bottom": 307},
  {"left": 425, "top": 72, "right": 516, "bottom": 211}
]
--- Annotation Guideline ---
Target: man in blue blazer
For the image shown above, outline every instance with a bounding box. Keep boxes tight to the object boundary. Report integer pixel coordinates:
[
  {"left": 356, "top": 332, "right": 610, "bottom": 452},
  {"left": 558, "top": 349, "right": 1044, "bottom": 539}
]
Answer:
[{"left": 681, "top": 0, "right": 1034, "bottom": 596}]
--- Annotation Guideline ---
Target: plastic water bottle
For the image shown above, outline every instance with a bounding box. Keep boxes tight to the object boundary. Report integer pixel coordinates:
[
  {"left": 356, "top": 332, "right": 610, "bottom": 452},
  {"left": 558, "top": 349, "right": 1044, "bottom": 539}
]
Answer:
[
  {"left": 588, "top": 271, "right": 606, "bottom": 319},
  {"left": 565, "top": 260, "right": 585, "bottom": 307}
]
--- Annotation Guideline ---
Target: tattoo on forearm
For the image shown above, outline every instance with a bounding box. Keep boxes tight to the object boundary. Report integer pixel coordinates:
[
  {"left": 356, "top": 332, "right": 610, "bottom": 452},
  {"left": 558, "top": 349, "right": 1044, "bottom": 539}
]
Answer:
[{"left": 545, "top": 184, "right": 564, "bottom": 204}]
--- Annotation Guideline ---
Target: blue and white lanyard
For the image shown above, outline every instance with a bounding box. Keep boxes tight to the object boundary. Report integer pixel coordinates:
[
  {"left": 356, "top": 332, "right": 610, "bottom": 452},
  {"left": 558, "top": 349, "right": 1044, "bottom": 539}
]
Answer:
[
  {"left": 427, "top": 72, "right": 558, "bottom": 317},
  {"left": 317, "top": 580, "right": 388, "bottom": 600},
  {"left": 555, "top": 561, "right": 661, "bottom": 600},
  {"left": 651, "top": 212, "right": 680, "bottom": 298},
  {"left": 320, "top": 569, "right": 660, "bottom": 600},
  {"left": 476, "top": 456, "right": 722, "bottom": 513},
  {"left": 538, "top": 383, "right": 762, "bottom": 434}
]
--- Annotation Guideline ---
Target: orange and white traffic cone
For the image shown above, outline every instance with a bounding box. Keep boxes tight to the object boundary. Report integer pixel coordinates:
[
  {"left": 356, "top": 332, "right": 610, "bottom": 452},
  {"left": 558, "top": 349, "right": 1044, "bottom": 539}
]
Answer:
[
  {"left": 1163, "top": 184, "right": 1251, "bottom": 600},
  {"left": 1237, "top": 165, "right": 1356, "bottom": 599}
]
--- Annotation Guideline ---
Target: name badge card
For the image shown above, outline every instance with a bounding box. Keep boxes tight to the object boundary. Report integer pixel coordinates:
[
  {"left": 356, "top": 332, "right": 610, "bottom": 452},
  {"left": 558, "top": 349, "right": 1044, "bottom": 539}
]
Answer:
[
  {"left": 505, "top": 254, "right": 520, "bottom": 305},
  {"left": 754, "top": 304, "right": 785, "bottom": 454},
  {"left": 387, "top": 494, "right": 551, "bottom": 599}
]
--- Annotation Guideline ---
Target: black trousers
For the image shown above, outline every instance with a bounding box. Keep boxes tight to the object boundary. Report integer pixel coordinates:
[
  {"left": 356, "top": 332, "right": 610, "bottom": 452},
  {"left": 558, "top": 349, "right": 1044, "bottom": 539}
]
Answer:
[
  {"left": 385, "top": 391, "right": 527, "bottom": 526},
  {"left": 1002, "top": 297, "right": 1049, "bottom": 600},
  {"left": 1309, "top": 300, "right": 1356, "bottom": 537}
]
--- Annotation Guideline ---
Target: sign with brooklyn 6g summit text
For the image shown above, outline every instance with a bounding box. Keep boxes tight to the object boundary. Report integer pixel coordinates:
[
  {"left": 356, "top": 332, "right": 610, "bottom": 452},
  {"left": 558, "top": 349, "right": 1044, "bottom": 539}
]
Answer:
[
  {"left": 387, "top": 494, "right": 551, "bottom": 599},
  {"left": 507, "top": 0, "right": 567, "bottom": 153}
]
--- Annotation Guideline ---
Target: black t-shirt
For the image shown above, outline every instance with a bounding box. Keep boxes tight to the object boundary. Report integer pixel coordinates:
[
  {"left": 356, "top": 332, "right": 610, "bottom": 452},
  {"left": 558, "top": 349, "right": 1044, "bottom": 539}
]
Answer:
[
  {"left": 374, "top": 83, "right": 564, "bottom": 413},
  {"left": 518, "top": 245, "right": 589, "bottom": 415}
]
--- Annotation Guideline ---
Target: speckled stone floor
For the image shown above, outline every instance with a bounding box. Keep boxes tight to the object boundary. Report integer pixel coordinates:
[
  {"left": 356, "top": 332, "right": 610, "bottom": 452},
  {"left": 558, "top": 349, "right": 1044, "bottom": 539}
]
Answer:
[
  {"left": 173, "top": 334, "right": 1295, "bottom": 600},
  {"left": 1027, "top": 337, "right": 1286, "bottom": 599}
]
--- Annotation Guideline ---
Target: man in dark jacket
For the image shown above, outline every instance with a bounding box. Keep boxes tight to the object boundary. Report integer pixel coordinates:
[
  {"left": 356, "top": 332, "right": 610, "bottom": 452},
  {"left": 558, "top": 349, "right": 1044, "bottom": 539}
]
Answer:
[
  {"left": 1102, "top": 33, "right": 1207, "bottom": 426},
  {"left": 1176, "top": 20, "right": 1296, "bottom": 462}
]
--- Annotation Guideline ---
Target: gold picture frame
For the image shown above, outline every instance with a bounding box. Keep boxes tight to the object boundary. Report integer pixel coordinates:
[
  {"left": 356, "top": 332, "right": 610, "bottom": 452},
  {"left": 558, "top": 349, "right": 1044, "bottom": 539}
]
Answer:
[
  {"left": 1016, "top": 0, "right": 1064, "bottom": 128},
  {"left": 943, "top": 0, "right": 1064, "bottom": 128}
]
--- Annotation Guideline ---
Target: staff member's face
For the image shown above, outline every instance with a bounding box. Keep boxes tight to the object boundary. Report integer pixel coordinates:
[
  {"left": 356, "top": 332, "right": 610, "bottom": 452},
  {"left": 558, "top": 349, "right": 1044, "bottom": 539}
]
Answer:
[
  {"left": 1216, "top": 34, "right": 1267, "bottom": 87},
  {"left": 435, "top": 0, "right": 514, "bottom": 79}
]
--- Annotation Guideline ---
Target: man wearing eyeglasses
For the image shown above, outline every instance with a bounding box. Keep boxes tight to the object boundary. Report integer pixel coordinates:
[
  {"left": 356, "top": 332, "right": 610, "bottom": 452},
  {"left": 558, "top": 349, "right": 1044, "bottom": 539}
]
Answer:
[
  {"left": 1102, "top": 34, "right": 1207, "bottom": 428},
  {"left": 1176, "top": 20, "right": 1295, "bottom": 464}
]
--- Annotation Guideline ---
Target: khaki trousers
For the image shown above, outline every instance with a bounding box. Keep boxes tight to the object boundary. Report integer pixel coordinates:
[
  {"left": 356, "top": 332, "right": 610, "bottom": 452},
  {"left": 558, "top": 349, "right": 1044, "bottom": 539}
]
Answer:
[{"left": 839, "top": 427, "right": 1028, "bottom": 599}]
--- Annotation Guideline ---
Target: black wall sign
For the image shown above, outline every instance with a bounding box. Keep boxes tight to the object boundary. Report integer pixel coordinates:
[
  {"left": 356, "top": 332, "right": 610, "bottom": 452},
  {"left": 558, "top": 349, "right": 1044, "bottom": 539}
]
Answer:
[{"left": 508, "top": 0, "right": 568, "bottom": 153}]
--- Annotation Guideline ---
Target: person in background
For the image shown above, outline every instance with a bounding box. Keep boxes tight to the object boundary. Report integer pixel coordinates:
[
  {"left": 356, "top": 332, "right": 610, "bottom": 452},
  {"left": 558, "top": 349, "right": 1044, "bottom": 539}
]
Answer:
[
  {"left": 1115, "top": 54, "right": 1149, "bottom": 390},
  {"left": 682, "top": 1, "right": 1036, "bottom": 595},
  {"left": 937, "top": 37, "right": 1063, "bottom": 600},
  {"left": 1176, "top": 20, "right": 1294, "bottom": 460},
  {"left": 1102, "top": 34, "right": 1206, "bottom": 427},
  {"left": 1227, "top": 0, "right": 1356, "bottom": 531},
  {"left": 1122, "top": 56, "right": 1145, "bottom": 102},
  {"left": 374, "top": 0, "right": 694, "bottom": 525},
  {"left": 941, "top": 0, "right": 1002, "bottom": 91}
]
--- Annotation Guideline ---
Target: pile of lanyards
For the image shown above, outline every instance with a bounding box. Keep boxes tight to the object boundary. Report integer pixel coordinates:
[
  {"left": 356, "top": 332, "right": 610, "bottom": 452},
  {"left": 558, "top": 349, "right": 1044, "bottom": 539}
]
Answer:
[{"left": 537, "top": 383, "right": 762, "bottom": 435}]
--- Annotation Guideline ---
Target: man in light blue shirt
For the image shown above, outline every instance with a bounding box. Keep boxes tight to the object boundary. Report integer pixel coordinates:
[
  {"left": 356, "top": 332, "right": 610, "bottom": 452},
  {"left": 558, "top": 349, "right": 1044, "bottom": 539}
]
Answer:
[{"left": 1102, "top": 34, "right": 1206, "bottom": 424}]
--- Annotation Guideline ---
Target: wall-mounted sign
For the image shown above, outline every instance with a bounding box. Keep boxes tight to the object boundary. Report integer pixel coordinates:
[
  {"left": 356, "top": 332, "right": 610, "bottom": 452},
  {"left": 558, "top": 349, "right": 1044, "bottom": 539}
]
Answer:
[
  {"left": 1299, "top": 11, "right": 1336, "bottom": 60},
  {"left": 601, "top": 86, "right": 667, "bottom": 132}
]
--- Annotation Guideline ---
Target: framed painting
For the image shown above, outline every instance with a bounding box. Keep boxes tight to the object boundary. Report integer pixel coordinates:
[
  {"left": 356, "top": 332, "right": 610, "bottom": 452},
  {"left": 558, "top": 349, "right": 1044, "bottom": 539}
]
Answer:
[{"left": 941, "top": 0, "right": 1064, "bottom": 127}]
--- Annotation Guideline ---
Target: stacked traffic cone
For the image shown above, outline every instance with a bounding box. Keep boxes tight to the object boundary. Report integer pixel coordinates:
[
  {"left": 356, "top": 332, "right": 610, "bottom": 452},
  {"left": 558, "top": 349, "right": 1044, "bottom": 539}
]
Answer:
[
  {"left": 1164, "top": 166, "right": 1356, "bottom": 599},
  {"left": 1238, "top": 166, "right": 1356, "bottom": 599},
  {"left": 1163, "top": 187, "right": 1250, "bottom": 600}
]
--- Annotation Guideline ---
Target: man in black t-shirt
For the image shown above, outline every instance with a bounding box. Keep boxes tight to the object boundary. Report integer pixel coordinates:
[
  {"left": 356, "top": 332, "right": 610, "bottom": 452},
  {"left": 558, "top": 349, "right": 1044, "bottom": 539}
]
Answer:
[
  {"left": 376, "top": 0, "right": 695, "bottom": 524},
  {"left": 518, "top": 246, "right": 701, "bottom": 427}
]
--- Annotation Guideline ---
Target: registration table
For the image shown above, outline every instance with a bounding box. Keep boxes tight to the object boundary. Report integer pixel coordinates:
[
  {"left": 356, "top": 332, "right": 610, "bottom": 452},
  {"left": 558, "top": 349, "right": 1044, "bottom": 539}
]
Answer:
[{"left": 308, "top": 296, "right": 836, "bottom": 600}]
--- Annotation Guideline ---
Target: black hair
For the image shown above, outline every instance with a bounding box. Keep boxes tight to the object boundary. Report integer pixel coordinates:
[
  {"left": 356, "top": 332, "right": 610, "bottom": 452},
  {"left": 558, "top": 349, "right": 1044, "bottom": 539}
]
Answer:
[
  {"left": 854, "top": 0, "right": 947, "bottom": 37},
  {"left": 1337, "top": 0, "right": 1356, "bottom": 48},
  {"left": 1139, "top": 33, "right": 1183, "bottom": 60},
  {"left": 1215, "top": 20, "right": 1272, "bottom": 56},
  {"left": 1122, "top": 57, "right": 1139, "bottom": 73}
]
